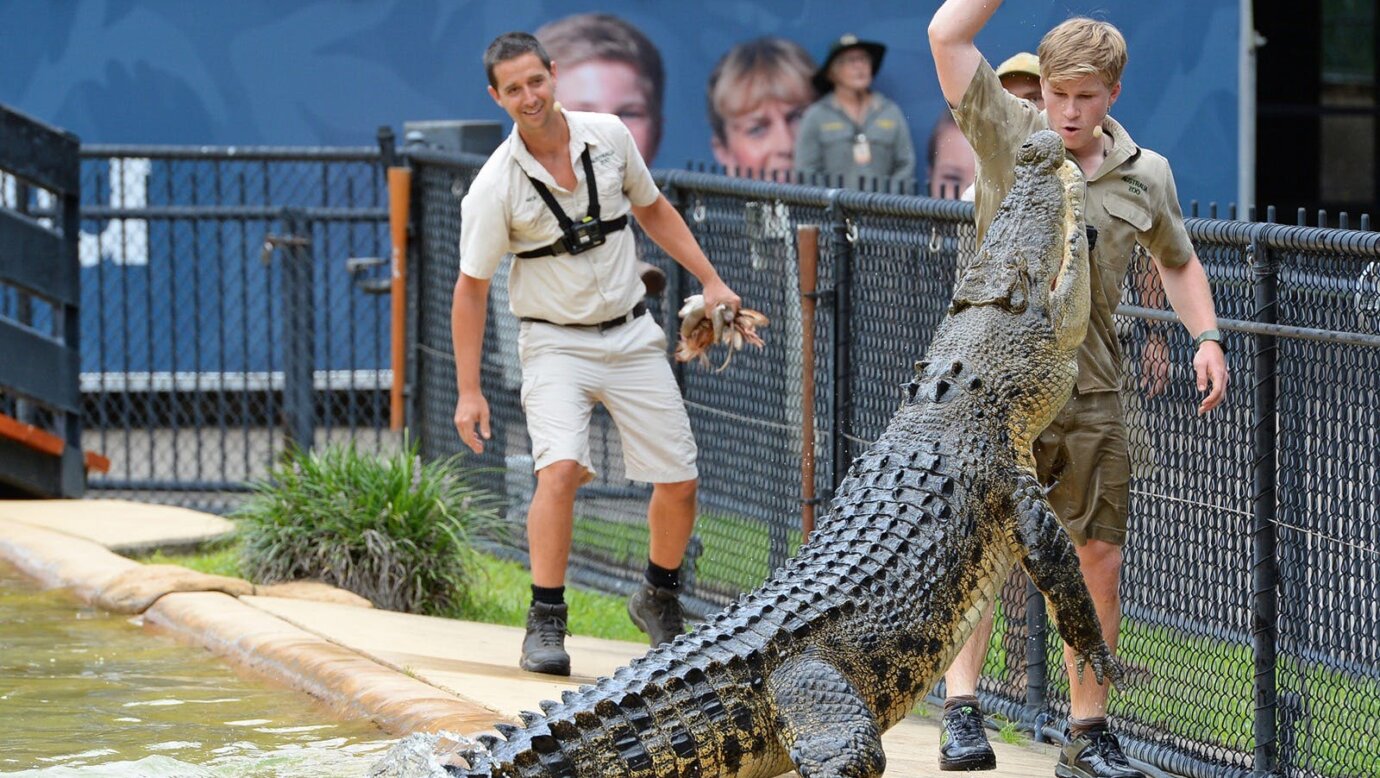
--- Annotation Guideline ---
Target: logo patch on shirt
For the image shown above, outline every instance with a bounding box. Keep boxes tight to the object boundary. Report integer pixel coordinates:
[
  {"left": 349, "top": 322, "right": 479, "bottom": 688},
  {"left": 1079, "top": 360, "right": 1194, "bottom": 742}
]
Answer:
[
  {"left": 822, "top": 121, "right": 847, "bottom": 131},
  {"left": 876, "top": 119, "right": 896, "bottom": 129},
  {"left": 1122, "top": 174, "right": 1148, "bottom": 197}
]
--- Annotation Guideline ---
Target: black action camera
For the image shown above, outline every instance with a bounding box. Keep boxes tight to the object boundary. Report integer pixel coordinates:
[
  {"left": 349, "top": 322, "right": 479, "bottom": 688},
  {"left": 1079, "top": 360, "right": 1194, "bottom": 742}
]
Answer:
[{"left": 564, "top": 216, "right": 606, "bottom": 255}]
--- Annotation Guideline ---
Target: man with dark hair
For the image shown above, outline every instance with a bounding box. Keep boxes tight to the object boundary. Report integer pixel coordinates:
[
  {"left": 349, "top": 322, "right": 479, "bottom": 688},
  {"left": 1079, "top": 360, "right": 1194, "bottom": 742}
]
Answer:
[
  {"left": 483, "top": 32, "right": 552, "bottom": 87},
  {"left": 453, "top": 31, "right": 741, "bottom": 676}
]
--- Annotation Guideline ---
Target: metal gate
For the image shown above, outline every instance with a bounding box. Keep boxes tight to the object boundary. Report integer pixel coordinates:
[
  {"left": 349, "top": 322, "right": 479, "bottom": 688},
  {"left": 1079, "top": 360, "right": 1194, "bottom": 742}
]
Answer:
[{"left": 76, "top": 145, "right": 395, "bottom": 512}]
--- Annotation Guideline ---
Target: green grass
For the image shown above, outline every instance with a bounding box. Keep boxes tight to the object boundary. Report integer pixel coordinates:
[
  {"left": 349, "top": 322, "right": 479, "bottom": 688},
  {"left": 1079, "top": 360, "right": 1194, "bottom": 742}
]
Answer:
[
  {"left": 137, "top": 537, "right": 648, "bottom": 644},
  {"left": 986, "top": 603, "right": 1380, "bottom": 777},
  {"left": 996, "top": 718, "right": 1024, "bottom": 745},
  {"left": 572, "top": 511, "right": 803, "bottom": 595},
  {"left": 136, "top": 541, "right": 244, "bottom": 578},
  {"left": 448, "top": 552, "right": 646, "bottom": 643}
]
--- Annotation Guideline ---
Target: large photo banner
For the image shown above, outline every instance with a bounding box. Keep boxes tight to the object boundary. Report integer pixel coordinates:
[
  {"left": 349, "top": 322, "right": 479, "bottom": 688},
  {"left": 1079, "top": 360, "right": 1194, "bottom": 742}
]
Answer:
[{"left": 0, "top": 0, "right": 1238, "bottom": 204}]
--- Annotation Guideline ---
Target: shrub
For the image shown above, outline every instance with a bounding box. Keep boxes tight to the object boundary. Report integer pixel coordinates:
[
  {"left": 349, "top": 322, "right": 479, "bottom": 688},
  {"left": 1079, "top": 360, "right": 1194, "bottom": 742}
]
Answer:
[{"left": 235, "top": 442, "right": 502, "bottom": 615}]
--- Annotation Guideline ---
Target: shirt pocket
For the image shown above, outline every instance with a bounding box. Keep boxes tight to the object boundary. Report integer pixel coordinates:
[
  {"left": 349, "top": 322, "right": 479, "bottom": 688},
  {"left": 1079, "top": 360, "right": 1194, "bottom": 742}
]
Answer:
[
  {"left": 1102, "top": 192, "right": 1152, "bottom": 233},
  {"left": 866, "top": 118, "right": 899, "bottom": 144},
  {"left": 818, "top": 121, "right": 855, "bottom": 146},
  {"left": 1100, "top": 193, "right": 1152, "bottom": 268},
  {"left": 595, "top": 161, "right": 626, "bottom": 205},
  {"left": 511, "top": 193, "right": 558, "bottom": 239}
]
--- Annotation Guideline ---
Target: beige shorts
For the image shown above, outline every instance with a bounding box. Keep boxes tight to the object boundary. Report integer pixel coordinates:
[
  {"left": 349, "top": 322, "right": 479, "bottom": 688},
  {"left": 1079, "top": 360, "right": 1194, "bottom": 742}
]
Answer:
[
  {"left": 1033, "top": 390, "right": 1130, "bottom": 547},
  {"left": 518, "top": 313, "right": 698, "bottom": 484}
]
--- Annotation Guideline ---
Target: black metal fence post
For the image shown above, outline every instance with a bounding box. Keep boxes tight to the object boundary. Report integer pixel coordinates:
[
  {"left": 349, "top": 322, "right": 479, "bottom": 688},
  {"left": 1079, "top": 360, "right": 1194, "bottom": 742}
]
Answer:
[
  {"left": 1250, "top": 217, "right": 1280, "bottom": 778},
  {"left": 662, "top": 172, "right": 689, "bottom": 391},
  {"left": 1023, "top": 577, "right": 1051, "bottom": 739},
  {"left": 826, "top": 190, "right": 853, "bottom": 494},
  {"left": 404, "top": 157, "right": 425, "bottom": 446},
  {"left": 280, "top": 208, "right": 316, "bottom": 453}
]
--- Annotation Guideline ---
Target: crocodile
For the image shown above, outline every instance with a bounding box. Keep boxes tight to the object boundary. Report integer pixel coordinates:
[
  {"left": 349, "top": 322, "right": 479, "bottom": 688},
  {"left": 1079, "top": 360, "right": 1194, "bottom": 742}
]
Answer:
[{"left": 446, "top": 129, "right": 1115, "bottom": 778}]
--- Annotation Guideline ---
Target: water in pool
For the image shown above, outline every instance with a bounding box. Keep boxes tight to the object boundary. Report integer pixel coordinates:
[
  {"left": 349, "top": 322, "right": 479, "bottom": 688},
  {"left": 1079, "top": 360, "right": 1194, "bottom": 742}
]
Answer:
[{"left": 0, "top": 559, "right": 399, "bottom": 776}]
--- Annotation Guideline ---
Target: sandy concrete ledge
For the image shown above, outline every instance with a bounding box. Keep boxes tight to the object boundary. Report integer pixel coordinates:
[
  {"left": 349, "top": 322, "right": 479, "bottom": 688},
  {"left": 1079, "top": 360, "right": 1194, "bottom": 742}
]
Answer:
[
  {"left": 0, "top": 517, "right": 140, "bottom": 599},
  {"left": 0, "top": 499, "right": 235, "bottom": 553},
  {"left": 145, "top": 591, "right": 503, "bottom": 736},
  {"left": 0, "top": 515, "right": 501, "bottom": 739}
]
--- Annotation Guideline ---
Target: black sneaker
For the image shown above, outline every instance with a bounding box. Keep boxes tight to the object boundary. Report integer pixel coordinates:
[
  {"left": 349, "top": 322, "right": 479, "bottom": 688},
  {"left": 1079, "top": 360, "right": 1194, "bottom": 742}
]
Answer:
[
  {"left": 520, "top": 602, "right": 571, "bottom": 676},
  {"left": 1055, "top": 727, "right": 1146, "bottom": 778},
  {"left": 938, "top": 705, "right": 996, "bottom": 771},
  {"left": 626, "top": 583, "right": 684, "bottom": 647}
]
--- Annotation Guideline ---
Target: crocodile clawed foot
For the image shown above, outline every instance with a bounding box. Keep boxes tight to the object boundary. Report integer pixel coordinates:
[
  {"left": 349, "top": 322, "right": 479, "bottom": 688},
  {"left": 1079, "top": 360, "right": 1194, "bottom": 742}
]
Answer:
[{"left": 1075, "top": 646, "right": 1126, "bottom": 688}]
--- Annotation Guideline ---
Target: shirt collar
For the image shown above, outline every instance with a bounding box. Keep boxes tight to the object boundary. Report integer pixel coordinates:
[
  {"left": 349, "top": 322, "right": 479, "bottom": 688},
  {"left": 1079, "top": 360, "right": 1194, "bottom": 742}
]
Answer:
[
  {"left": 825, "top": 92, "right": 881, "bottom": 120},
  {"left": 1095, "top": 115, "right": 1139, "bottom": 179},
  {"left": 507, "top": 110, "right": 601, "bottom": 191},
  {"left": 1034, "top": 111, "right": 1141, "bottom": 182}
]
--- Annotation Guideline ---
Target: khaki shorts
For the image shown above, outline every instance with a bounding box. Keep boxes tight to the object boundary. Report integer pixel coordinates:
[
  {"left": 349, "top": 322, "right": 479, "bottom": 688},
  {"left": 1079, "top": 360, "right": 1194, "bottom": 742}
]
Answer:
[
  {"left": 1033, "top": 390, "right": 1130, "bottom": 547},
  {"left": 518, "top": 313, "right": 698, "bottom": 484}
]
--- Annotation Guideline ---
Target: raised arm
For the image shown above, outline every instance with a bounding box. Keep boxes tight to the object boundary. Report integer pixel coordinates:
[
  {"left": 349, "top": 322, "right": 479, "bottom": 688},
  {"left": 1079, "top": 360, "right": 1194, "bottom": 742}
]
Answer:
[{"left": 928, "top": 0, "right": 1003, "bottom": 107}]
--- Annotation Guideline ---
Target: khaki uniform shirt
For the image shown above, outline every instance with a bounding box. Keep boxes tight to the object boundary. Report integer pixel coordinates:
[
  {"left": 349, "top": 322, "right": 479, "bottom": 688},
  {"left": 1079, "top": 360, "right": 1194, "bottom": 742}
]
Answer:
[
  {"left": 954, "top": 59, "right": 1196, "bottom": 393},
  {"left": 459, "top": 110, "right": 661, "bottom": 325},
  {"left": 795, "top": 93, "right": 917, "bottom": 184}
]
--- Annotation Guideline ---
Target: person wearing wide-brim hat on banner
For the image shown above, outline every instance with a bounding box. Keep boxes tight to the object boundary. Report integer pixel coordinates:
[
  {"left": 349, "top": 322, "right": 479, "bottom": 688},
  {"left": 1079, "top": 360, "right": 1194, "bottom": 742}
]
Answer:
[{"left": 795, "top": 33, "right": 916, "bottom": 189}]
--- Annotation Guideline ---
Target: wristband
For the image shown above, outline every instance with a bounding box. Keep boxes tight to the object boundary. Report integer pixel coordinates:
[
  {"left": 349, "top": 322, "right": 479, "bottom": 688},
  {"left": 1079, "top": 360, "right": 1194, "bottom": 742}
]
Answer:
[{"left": 1194, "top": 328, "right": 1222, "bottom": 350}]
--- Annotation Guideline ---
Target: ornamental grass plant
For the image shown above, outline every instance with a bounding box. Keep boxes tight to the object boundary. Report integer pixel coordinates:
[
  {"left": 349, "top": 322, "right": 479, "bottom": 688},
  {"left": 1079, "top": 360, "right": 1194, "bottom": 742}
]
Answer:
[{"left": 236, "top": 442, "right": 503, "bottom": 615}]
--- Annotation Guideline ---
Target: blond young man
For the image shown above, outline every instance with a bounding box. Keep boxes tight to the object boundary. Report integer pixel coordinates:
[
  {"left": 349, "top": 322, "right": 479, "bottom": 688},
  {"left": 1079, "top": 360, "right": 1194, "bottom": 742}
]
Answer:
[
  {"left": 453, "top": 32, "right": 740, "bottom": 676},
  {"left": 929, "top": 3, "right": 1229, "bottom": 776}
]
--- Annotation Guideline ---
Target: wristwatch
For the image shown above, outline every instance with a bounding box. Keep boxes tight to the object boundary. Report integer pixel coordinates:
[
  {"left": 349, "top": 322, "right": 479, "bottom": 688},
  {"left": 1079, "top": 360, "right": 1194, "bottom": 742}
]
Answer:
[{"left": 1194, "top": 328, "right": 1223, "bottom": 350}]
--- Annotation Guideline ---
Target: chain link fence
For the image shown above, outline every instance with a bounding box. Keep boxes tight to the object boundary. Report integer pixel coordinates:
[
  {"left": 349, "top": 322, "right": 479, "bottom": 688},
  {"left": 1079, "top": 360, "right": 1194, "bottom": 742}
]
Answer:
[
  {"left": 77, "top": 146, "right": 397, "bottom": 513},
  {"left": 66, "top": 137, "right": 1378, "bottom": 777},
  {"left": 409, "top": 148, "right": 1380, "bottom": 778}
]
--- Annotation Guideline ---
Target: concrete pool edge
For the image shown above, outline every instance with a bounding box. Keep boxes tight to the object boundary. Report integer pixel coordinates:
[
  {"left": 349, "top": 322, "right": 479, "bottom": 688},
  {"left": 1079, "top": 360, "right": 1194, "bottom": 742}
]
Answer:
[{"left": 0, "top": 516, "right": 507, "bottom": 738}]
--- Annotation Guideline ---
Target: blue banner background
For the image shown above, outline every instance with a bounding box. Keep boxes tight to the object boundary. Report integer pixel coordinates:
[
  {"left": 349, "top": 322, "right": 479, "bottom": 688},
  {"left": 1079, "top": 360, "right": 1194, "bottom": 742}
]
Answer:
[{"left": 1, "top": 0, "right": 1239, "bottom": 204}]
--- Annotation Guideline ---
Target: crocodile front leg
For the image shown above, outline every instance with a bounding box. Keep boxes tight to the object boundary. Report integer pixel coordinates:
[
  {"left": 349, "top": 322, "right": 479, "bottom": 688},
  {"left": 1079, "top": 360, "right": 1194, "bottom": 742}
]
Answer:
[
  {"left": 1010, "top": 476, "right": 1122, "bottom": 686},
  {"left": 767, "top": 651, "right": 886, "bottom": 778}
]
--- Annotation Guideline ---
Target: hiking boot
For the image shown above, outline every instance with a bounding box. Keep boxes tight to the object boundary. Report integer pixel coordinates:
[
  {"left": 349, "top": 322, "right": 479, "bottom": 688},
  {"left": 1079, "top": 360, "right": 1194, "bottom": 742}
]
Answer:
[
  {"left": 1055, "top": 727, "right": 1146, "bottom": 778},
  {"left": 520, "top": 602, "right": 571, "bottom": 676},
  {"left": 626, "top": 583, "right": 684, "bottom": 647},
  {"left": 938, "top": 704, "right": 996, "bottom": 771}
]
